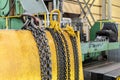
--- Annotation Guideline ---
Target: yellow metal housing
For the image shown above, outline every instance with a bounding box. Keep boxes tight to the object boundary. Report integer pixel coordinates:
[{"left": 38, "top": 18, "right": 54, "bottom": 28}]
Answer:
[{"left": 0, "top": 30, "right": 41, "bottom": 80}]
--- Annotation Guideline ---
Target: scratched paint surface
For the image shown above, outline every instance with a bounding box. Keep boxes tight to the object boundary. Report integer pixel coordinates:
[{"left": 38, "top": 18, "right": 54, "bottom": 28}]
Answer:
[{"left": 0, "top": 30, "right": 41, "bottom": 80}]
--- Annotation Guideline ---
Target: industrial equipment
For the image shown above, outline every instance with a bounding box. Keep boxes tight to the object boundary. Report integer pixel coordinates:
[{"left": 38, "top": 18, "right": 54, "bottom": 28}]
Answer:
[
  {"left": 20, "top": 11, "right": 83, "bottom": 80},
  {"left": 0, "top": 0, "right": 120, "bottom": 80},
  {"left": 83, "top": 20, "right": 120, "bottom": 80},
  {"left": 0, "top": 0, "right": 84, "bottom": 79},
  {"left": 96, "top": 22, "right": 118, "bottom": 42}
]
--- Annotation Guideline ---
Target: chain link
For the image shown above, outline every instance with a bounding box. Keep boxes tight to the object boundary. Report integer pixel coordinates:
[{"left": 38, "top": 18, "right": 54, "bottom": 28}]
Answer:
[
  {"left": 22, "top": 17, "right": 80, "bottom": 80},
  {"left": 70, "top": 36, "right": 79, "bottom": 80},
  {"left": 60, "top": 33, "right": 71, "bottom": 80},
  {"left": 47, "top": 28, "right": 67, "bottom": 80},
  {"left": 22, "top": 22, "right": 52, "bottom": 80}
]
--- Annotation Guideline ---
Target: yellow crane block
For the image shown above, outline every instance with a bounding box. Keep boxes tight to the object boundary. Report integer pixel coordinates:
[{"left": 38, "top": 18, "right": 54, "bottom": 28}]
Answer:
[
  {"left": 0, "top": 9, "right": 84, "bottom": 80},
  {"left": 45, "top": 31, "right": 58, "bottom": 80},
  {"left": 76, "top": 32, "right": 84, "bottom": 80},
  {"left": 0, "top": 30, "right": 41, "bottom": 80},
  {"left": 117, "top": 76, "right": 120, "bottom": 80},
  {"left": 63, "top": 31, "right": 75, "bottom": 80}
]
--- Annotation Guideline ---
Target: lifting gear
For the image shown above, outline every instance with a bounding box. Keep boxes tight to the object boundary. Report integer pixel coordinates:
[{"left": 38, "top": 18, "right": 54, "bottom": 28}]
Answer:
[{"left": 13, "top": 9, "right": 84, "bottom": 80}]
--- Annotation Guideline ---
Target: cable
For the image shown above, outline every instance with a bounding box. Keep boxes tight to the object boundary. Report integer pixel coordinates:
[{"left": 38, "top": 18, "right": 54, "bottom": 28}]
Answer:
[{"left": 0, "top": 0, "right": 9, "bottom": 10}]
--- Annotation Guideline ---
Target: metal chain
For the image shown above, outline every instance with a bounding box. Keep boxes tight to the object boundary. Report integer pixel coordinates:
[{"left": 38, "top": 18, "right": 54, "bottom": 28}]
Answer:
[
  {"left": 22, "top": 22, "right": 52, "bottom": 80},
  {"left": 60, "top": 33, "right": 71, "bottom": 80},
  {"left": 70, "top": 36, "right": 79, "bottom": 80},
  {"left": 47, "top": 28, "right": 67, "bottom": 80}
]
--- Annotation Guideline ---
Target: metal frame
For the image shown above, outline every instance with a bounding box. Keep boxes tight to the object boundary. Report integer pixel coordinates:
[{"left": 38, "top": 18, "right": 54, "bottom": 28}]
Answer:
[
  {"left": 81, "top": 42, "right": 119, "bottom": 54},
  {"left": 82, "top": 0, "right": 95, "bottom": 22},
  {"left": 77, "top": 0, "right": 95, "bottom": 27},
  {"left": 77, "top": 0, "right": 92, "bottom": 27},
  {"left": 108, "top": 0, "right": 112, "bottom": 20},
  {"left": 102, "top": 0, "right": 106, "bottom": 19}
]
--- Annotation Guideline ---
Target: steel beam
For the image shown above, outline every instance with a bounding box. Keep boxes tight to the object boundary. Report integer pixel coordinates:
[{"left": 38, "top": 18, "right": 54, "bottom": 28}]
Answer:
[
  {"left": 77, "top": 0, "right": 92, "bottom": 27},
  {"left": 81, "top": 42, "right": 119, "bottom": 54},
  {"left": 53, "top": 0, "right": 56, "bottom": 9},
  {"left": 82, "top": 0, "right": 95, "bottom": 22},
  {"left": 108, "top": 0, "right": 112, "bottom": 20},
  {"left": 102, "top": 0, "right": 106, "bottom": 19}
]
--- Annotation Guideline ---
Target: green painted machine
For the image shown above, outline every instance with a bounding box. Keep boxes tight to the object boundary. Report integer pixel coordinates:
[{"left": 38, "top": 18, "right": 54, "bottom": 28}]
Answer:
[
  {"left": 90, "top": 20, "right": 117, "bottom": 41},
  {"left": 82, "top": 20, "right": 120, "bottom": 61},
  {"left": 0, "top": 0, "right": 23, "bottom": 29},
  {"left": 0, "top": 0, "right": 49, "bottom": 29},
  {"left": 0, "top": 0, "right": 120, "bottom": 62}
]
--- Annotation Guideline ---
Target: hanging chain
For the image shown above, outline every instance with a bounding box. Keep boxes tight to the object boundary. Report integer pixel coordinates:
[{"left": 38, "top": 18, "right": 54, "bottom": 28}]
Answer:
[
  {"left": 70, "top": 36, "right": 79, "bottom": 80},
  {"left": 22, "top": 20, "right": 52, "bottom": 80},
  {"left": 60, "top": 33, "right": 71, "bottom": 80},
  {"left": 21, "top": 15, "right": 80, "bottom": 80},
  {"left": 47, "top": 28, "right": 67, "bottom": 80}
]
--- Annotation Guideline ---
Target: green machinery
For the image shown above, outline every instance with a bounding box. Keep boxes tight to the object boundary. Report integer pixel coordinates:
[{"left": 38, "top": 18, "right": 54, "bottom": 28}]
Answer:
[
  {"left": 0, "top": 0, "right": 24, "bottom": 29},
  {"left": 0, "top": 0, "right": 60, "bottom": 29},
  {"left": 82, "top": 20, "right": 120, "bottom": 61},
  {"left": 0, "top": 0, "right": 120, "bottom": 62}
]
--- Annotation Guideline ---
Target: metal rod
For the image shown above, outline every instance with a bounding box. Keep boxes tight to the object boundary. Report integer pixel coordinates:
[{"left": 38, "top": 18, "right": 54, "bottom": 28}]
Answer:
[
  {"left": 59, "top": 0, "right": 63, "bottom": 25},
  {"left": 59, "top": 0, "right": 63, "bottom": 13},
  {"left": 82, "top": 0, "right": 95, "bottom": 22},
  {"left": 83, "top": 0, "right": 95, "bottom": 18},
  {"left": 53, "top": 0, "right": 56, "bottom": 9},
  {"left": 108, "top": 0, "right": 112, "bottom": 20},
  {"left": 102, "top": 0, "right": 106, "bottom": 19},
  {"left": 77, "top": 0, "right": 92, "bottom": 27},
  {"left": 80, "top": 0, "right": 91, "bottom": 16}
]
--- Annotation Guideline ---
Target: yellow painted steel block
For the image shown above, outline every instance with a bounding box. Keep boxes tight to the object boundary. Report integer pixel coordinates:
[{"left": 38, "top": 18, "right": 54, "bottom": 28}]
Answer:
[
  {"left": 0, "top": 30, "right": 41, "bottom": 80},
  {"left": 0, "top": 25, "right": 84, "bottom": 80},
  {"left": 63, "top": 32, "right": 75, "bottom": 80},
  {"left": 76, "top": 32, "right": 84, "bottom": 80},
  {"left": 46, "top": 31, "right": 58, "bottom": 80}
]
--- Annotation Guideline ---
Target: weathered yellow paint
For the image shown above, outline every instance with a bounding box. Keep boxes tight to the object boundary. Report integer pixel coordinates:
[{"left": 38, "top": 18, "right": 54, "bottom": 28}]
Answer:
[
  {"left": 76, "top": 32, "right": 84, "bottom": 80},
  {"left": 117, "top": 76, "right": 120, "bottom": 80},
  {"left": 63, "top": 24, "right": 84, "bottom": 80},
  {"left": 45, "top": 31, "right": 58, "bottom": 80},
  {"left": 0, "top": 30, "right": 41, "bottom": 80},
  {"left": 60, "top": 32, "right": 69, "bottom": 80},
  {"left": 63, "top": 32, "right": 75, "bottom": 80},
  {"left": 0, "top": 29, "right": 84, "bottom": 80}
]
